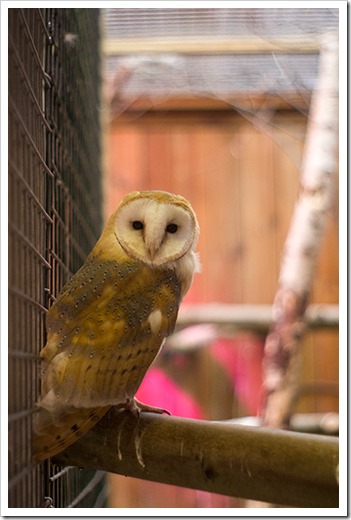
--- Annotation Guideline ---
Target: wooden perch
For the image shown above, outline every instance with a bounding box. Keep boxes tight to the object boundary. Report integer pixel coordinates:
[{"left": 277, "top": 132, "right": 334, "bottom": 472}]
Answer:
[
  {"left": 176, "top": 303, "right": 338, "bottom": 331},
  {"left": 166, "top": 304, "right": 338, "bottom": 352},
  {"left": 261, "top": 32, "right": 339, "bottom": 429},
  {"left": 53, "top": 411, "right": 339, "bottom": 508},
  {"left": 103, "top": 36, "right": 320, "bottom": 55}
]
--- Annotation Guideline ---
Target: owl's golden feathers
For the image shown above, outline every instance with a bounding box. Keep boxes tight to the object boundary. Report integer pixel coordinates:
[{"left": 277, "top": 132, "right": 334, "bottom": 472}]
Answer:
[{"left": 32, "top": 191, "right": 200, "bottom": 462}]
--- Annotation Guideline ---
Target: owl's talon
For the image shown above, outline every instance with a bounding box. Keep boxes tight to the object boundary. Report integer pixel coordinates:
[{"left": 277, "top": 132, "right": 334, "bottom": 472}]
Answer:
[{"left": 134, "top": 398, "right": 171, "bottom": 416}]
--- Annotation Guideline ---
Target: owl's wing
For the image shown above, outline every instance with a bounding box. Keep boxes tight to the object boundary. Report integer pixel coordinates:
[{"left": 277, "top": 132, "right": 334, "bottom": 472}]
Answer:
[
  {"left": 32, "top": 404, "right": 110, "bottom": 462},
  {"left": 33, "top": 256, "right": 181, "bottom": 461}
]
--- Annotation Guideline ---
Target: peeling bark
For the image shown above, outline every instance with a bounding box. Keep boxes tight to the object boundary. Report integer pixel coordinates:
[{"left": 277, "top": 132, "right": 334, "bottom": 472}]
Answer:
[{"left": 261, "top": 32, "right": 339, "bottom": 428}]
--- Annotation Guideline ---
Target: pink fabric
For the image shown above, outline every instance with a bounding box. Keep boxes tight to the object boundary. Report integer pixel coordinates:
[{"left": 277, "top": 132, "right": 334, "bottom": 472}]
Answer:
[
  {"left": 136, "top": 367, "right": 204, "bottom": 419},
  {"left": 210, "top": 335, "right": 264, "bottom": 416}
]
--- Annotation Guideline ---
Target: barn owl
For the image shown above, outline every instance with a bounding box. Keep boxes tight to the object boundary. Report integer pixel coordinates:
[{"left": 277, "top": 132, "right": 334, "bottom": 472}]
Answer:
[{"left": 32, "top": 190, "right": 200, "bottom": 462}]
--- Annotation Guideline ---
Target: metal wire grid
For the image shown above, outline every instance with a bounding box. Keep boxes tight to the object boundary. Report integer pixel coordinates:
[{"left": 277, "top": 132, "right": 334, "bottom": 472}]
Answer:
[
  {"left": 8, "top": 8, "right": 106, "bottom": 508},
  {"left": 104, "top": 53, "right": 320, "bottom": 101},
  {"left": 102, "top": 8, "right": 338, "bottom": 108},
  {"left": 47, "top": 467, "right": 107, "bottom": 508},
  {"left": 102, "top": 7, "right": 339, "bottom": 39}
]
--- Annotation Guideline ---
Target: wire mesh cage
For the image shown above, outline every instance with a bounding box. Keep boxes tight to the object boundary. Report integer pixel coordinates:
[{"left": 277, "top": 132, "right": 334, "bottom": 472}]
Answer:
[
  {"left": 8, "top": 7, "right": 107, "bottom": 508},
  {"left": 102, "top": 7, "right": 338, "bottom": 110}
]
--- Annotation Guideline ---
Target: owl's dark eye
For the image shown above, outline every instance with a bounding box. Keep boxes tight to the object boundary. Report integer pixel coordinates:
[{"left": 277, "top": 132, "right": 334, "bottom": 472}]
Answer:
[
  {"left": 132, "top": 220, "right": 144, "bottom": 230},
  {"left": 166, "top": 223, "right": 178, "bottom": 234}
]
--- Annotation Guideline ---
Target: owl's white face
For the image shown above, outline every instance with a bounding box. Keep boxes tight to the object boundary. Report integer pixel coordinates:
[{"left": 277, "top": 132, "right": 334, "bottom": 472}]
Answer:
[{"left": 115, "top": 195, "right": 198, "bottom": 267}]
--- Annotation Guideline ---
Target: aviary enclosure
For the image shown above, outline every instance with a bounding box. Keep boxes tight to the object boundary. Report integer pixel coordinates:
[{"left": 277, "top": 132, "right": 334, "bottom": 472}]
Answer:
[{"left": 7, "top": 6, "right": 341, "bottom": 510}]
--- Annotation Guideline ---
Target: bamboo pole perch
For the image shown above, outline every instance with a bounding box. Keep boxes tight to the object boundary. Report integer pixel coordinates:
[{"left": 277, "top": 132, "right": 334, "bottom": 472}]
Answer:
[
  {"left": 261, "top": 32, "right": 339, "bottom": 429},
  {"left": 53, "top": 411, "right": 339, "bottom": 508}
]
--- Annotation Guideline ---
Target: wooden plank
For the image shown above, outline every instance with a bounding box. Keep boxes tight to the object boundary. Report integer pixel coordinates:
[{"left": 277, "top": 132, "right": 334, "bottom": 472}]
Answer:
[
  {"left": 103, "top": 37, "right": 320, "bottom": 55},
  {"left": 174, "top": 303, "right": 338, "bottom": 331},
  {"left": 110, "top": 93, "right": 311, "bottom": 114},
  {"left": 271, "top": 113, "right": 306, "bottom": 276},
  {"left": 167, "top": 125, "right": 206, "bottom": 303},
  {"left": 169, "top": 126, "right": 194, "bottom": 199},
  {"left": 198, "top": 123, "right": 243, "bottom": 303},
  {"left": 238, "top": 124, "right": 277, "bottom": 303},
  {"left": 104, "top": 126, "right": 146, "bottom": 219},
  {"left": 184, "top": 126, "right": 209, "bottom": 304},
  {"left": 146, "top": 127, "right": 172, "bottom": 190}
]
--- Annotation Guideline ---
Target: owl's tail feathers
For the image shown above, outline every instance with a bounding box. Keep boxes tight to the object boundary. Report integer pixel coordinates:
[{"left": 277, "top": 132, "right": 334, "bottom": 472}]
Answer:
[{"left": 32, "top": 404, "right": 110, "bottom": 463}]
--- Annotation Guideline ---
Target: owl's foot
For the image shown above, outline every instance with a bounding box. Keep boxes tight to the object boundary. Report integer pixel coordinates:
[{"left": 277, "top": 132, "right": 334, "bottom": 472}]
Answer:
[{"left": 134, "top": 398, "right": 171, "bottom": 416}]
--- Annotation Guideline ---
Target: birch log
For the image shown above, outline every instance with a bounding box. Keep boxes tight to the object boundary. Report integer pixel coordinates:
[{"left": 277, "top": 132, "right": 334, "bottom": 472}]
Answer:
[{"left": 261, "top": 32, "right": 339, "bottom": 428}]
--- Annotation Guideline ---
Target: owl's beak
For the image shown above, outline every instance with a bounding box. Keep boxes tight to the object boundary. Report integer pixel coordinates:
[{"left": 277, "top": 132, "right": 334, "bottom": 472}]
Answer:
[
  {"left": 145, "top": 233, "right": 163, "bottom": 261},
  {"left": 146, "top": 243, "right": 158, "bottom": 260}
]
